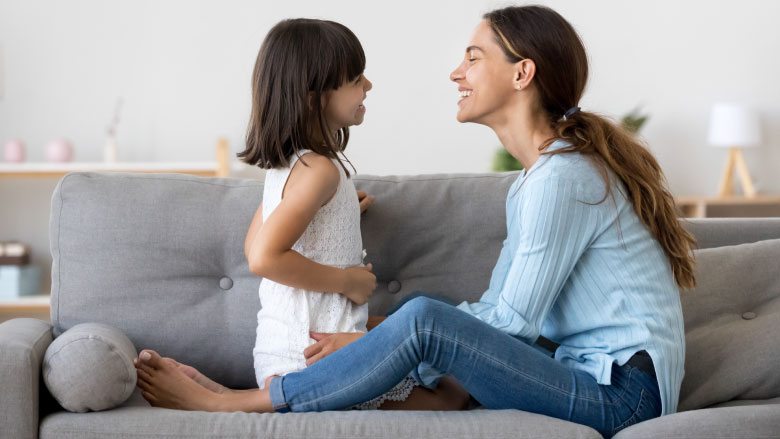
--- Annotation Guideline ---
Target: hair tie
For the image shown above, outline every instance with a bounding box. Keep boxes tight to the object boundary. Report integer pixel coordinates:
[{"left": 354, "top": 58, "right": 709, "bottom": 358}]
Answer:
[{"left": 562, "top": 106, "right": 581, "bottom": 121}]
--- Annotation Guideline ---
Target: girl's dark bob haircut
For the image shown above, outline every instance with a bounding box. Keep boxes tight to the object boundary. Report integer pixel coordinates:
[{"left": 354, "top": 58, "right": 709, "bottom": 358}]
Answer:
[{"left": 237, "top": 18, "right": 365, "bottom": 176}]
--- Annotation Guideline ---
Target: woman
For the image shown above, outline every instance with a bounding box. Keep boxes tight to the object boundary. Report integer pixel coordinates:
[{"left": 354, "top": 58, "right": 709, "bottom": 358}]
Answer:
[{"left": 135, "top": 5, "right": 696, "bottom": 437}]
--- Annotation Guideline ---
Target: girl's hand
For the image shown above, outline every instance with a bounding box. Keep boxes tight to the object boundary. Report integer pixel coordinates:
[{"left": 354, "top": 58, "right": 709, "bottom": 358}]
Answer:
[
  {"left": 304, "top": 332, "right": 365, "bottom": 366},
  {"left": 357, "top": 190, "right": 374, "bottom": 214},
  {"left": 342, "top": 263, "right": 376, "bottom": 305}
]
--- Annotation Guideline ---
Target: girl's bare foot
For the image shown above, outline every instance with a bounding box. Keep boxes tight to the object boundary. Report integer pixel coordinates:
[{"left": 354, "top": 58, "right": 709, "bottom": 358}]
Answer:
[
  {"left": 161, "top": 357, "right": 232, "bottom": 394},
  {"left": 134, "top": 349, "right": 224, "bottom": 411},
  {"left": 135, "top": 349, "right": 274, "bottom": 413}
]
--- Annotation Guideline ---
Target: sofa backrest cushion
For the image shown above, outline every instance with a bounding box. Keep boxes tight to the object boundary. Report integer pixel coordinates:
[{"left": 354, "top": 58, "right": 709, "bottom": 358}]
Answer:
[
  {"left": 49, "top": 172, "right": 516, "bottom": 389},
  {"left": 677, "top": 238, "right": 780, "bottom": 411}
]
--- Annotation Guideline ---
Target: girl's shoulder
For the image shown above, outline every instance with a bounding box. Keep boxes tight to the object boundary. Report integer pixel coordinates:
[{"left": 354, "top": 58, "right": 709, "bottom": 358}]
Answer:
[{"left": 286, "top": 151, "right": 341, "bottom": 194}]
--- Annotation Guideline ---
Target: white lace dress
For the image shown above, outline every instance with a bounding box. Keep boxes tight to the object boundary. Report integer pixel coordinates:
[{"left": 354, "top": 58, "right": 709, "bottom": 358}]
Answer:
[{"left": 253, "top": 150, "right": 417, "bottom": 410}]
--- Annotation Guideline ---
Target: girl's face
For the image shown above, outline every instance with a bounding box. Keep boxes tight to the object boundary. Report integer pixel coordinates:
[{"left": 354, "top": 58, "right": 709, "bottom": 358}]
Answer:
[
  {"left": 323, "top": 74, "right": 373, "bottom": 131},
  {"left": 450, "top": 20, "right": 518, "bottom": 126}
]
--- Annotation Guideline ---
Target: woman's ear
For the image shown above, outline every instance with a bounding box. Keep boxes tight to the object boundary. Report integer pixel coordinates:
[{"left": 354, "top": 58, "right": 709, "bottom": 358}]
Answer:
[{"left": 513, "top": 59, "right": 536, "bottom": 90}]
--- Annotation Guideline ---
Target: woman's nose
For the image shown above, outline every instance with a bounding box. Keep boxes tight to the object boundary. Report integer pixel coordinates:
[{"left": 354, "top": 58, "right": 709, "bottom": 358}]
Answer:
[
  {"left": 450, "top": 64, "right": 464, "bottom": 82},
  {"left": 364, "top": 77, "right": 373, "bottom": 92}
]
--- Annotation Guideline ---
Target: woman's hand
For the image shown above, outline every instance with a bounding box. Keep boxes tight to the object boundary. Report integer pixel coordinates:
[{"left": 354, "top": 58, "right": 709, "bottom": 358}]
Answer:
[
  {"left": 342, "top": 263, "right": 376, "bottom": 305},
  {"left": 357, "top": 190, "right": 374, "bottom": 214},
  {"left": 304, "top": 332, "right": 365, "bottom": 366}
]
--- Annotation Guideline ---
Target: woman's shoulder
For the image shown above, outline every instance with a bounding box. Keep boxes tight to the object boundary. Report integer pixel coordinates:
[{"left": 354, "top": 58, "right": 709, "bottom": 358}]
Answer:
[{"left": 522, "top": 151, "right": 619, "bottom": 206}]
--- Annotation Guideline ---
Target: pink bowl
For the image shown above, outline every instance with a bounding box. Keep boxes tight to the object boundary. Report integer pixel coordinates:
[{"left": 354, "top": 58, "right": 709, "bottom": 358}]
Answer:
[
  {"left": 45, "top": 139, "right": 74, "bottom": 162},
  {"left": 3, "top": 139, "right": 26, "bottom": 163}
]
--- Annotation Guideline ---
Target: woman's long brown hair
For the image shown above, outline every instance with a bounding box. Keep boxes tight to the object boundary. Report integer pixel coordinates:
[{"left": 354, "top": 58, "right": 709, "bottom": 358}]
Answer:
[
  {"left": 237, "top": 18, "right": 363, "bottom": 176},
  {"left": 485, "top": 5, "right": 697, "bottom": 289}
]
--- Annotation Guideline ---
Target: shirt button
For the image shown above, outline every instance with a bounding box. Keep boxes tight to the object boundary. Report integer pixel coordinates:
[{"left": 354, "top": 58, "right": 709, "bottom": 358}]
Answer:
[
  {"left": 387, "top": 280, "right": 401, "bottom": 294},
  {"left": 219, "top": 277, "right": 233, "bottom": 290},
  {"left": 742, "top": 311, "right": 756, "bottom": 320}
]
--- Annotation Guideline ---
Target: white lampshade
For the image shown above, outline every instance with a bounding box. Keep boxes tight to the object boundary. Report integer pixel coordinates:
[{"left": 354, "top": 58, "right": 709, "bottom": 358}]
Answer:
[{"left": 708, "top": 103, "right": 761, "bottom": 148}]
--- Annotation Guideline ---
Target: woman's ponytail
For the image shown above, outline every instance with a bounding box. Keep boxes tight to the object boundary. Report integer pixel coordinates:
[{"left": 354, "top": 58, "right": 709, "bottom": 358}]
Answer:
[
  {"left": 548, "top": 111, "right": 697, "bottom": 289},
  {"left": 485, "top": 5, "right": 697, "bottom": 289}
]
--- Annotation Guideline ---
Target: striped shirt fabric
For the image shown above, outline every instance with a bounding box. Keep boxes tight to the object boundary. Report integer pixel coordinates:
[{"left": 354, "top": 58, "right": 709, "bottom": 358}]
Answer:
[{"left": 456, "top": 140, "right": 686, "bottom": 415}]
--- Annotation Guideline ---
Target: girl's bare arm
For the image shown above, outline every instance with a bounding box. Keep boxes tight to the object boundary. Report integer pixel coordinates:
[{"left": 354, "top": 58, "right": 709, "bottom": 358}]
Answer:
[
  {"left": 244, "top": 204, "right": 263, "bottom": 262},
  {"left": 246, "top": 153, "right": 375, "bottom": 304}
]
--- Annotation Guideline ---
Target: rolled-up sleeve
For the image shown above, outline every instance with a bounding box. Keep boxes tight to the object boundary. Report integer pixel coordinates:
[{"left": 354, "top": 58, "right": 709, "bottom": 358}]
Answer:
[{"left": 458, "top": 176, "right": 600, "bottom": 343}]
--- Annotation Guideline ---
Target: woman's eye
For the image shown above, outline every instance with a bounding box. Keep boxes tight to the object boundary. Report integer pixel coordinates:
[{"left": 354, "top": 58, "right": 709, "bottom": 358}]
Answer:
[{"left": 468, "top": 58, "right": 476, "bottom": 62}]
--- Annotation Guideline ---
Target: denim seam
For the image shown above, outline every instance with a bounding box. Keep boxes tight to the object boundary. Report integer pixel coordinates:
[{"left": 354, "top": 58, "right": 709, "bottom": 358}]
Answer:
[
  {"left": 420, "top": 329, "right": 617, "bottom": 405},
  {"left": 613, "top": 388, "right": 649, "bottom": 435},
  {"left": 612, "top": 365, "right": 635, "bottom": 405},
  {"left": 297, "top": 328, "right": 616, "bottom": 408}
]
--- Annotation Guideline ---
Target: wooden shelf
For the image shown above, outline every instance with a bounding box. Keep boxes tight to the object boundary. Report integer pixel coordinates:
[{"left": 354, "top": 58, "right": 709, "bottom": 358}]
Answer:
[
  {"left": 0, "top": 294, "right": 50, "bottom": 312},
  {"left": 0, "top": 138, "right": 231, "bottom": 179},
  {"left": 675, "top": 195, "right": 780, "bottom": 218},
  {"left": 0, "top": 294, "right": 51, "bottom": 323}
]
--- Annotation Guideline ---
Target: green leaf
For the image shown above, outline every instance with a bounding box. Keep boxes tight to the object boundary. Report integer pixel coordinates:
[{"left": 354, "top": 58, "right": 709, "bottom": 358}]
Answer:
[{"left": 492, "top": 148, "right": 524, "bottom": 172}]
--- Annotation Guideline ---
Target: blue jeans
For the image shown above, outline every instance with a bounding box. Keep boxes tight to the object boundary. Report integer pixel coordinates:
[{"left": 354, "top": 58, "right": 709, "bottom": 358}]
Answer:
[{"left": 269, "top": 296, "right": 662, "bottom": 438}]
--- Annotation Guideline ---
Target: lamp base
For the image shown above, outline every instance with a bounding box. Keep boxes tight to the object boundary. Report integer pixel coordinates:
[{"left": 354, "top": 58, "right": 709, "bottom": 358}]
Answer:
[{"left": 718, "top": 147, "right": 756, "bottom": 198}]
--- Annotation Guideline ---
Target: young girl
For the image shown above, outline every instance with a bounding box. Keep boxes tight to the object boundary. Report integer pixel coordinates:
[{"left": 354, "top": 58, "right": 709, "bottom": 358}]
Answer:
[{"left": 135, "top": 18, "right": 468, "bottom": 411}]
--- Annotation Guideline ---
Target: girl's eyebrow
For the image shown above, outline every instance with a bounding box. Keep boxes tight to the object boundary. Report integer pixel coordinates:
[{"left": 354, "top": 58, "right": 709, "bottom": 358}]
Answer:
[{"left": 465, "top": 45, "right": 483, "bottom": 53}]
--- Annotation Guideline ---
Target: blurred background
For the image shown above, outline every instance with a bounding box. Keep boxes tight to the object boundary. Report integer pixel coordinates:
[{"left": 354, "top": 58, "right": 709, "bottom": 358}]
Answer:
[{"left": 1, "top": 0, "right": 779, "bottom": 305}]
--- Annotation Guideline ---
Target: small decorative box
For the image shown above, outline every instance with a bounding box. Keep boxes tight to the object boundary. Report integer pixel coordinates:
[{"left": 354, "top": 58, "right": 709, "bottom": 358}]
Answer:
[
  {"left": 0, "top": 265, "right": 41, "bottom": 300},
  {"left": 0, "top": 242, "right": 31, "bottom": 266}
]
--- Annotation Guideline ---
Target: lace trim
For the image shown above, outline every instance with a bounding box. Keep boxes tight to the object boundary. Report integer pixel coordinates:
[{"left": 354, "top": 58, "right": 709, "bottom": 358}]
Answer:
[{"left": 351, "top": 376, "right": 419, "bottom": 410}]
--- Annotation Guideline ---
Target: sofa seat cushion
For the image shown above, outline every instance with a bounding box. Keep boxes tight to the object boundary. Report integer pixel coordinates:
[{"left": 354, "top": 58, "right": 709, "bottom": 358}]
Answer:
[
  {"left": 39, "top": 389, "right": 602, "bottom": 439},
  {"left": 612, "top": 404, "right": 780, "bottom": 439}
]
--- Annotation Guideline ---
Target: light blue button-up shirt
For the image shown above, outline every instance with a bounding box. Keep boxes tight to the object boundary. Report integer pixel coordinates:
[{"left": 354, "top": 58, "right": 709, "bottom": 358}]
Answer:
[{"left": 456, "top": 140, "right": 685, "bottom": 415}]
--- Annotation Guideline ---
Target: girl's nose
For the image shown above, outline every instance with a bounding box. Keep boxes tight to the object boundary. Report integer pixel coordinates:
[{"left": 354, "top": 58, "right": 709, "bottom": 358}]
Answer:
[{"left": 364, "top": 76, "right": 373, "bottom": 92}]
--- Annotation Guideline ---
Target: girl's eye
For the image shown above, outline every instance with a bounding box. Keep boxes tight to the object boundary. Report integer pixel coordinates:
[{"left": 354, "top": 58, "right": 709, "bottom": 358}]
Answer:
[
  {"left": 354, "top": 76, "right": 362, "bottom": 84},
  {"left": 468, "top": 58, "right": 476, "bottom": 62}
]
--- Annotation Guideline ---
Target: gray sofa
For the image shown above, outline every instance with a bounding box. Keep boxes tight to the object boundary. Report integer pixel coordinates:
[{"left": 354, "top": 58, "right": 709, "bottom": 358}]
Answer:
[{"left": 2, "top": 171, "right": 780, "bottom": 439}]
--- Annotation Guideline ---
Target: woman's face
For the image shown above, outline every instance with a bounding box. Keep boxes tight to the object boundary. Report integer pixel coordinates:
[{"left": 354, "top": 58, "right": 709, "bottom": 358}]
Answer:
[
  {"left": 323, "top": 73, "right": 373, "bottom": 130},
  {"left": 450, "top": 20, "right": 518, "bottom": 126}
]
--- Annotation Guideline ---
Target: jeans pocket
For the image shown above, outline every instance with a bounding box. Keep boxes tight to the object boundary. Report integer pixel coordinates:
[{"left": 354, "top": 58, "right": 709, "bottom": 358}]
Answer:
[{"left": 612, "top": 388, "right": 660, "bottom": 436}]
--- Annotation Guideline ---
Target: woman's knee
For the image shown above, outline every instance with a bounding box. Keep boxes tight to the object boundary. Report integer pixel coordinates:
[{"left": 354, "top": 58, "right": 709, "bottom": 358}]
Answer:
[{"left": 396, "top": 296, "right": 449, "bottom": 322}]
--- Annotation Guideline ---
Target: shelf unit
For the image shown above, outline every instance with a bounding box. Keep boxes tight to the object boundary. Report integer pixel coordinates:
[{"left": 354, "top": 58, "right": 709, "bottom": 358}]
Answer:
[
  {"left": 0, "top": 138, "right": 233, "bottom": 322},
  {"left": 0, "top": 138, "right": 231, "bottom": 178},
  {"left": 0, "top": 294, "right": 51, "bottom": 323},
  {"left": 675, "top": 195, "right": 780, "bottom": 218}
]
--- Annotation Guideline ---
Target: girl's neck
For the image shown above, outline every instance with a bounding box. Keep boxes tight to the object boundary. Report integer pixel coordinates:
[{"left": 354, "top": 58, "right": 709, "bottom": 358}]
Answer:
[{"left": 309, "top": 127, "right": 339, "bottom": 149}]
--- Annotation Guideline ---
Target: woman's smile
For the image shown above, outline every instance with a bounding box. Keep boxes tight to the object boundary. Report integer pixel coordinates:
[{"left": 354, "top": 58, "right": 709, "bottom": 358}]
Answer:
[{"left": 458, "top": 88, "right": 473, "bottom": 105}]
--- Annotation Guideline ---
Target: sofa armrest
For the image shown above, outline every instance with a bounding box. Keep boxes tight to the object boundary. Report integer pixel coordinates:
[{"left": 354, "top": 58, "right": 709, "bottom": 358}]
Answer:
[{"left": 0, "top": 318, "right": 54, "bottom": 439}]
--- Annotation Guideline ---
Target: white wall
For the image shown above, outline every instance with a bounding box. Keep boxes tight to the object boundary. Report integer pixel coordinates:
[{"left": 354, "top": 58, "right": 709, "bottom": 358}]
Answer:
[{"left": 2, "top": 0, "right": 779, "bottom": 292}]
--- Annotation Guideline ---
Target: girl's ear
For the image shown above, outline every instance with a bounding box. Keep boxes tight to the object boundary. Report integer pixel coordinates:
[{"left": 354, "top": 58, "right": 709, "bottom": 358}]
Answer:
[
  {"left": 308, "top": 91, "right": 329, "bottom": 111},
  {"left": 513, "top": 59, "right": 536, "bottom": 90}
]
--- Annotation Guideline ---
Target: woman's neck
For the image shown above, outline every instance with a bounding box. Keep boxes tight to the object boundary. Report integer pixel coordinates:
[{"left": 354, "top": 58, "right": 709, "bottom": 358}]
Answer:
[{"left": 490, "top": 97, "right": 556, "bottom": 170}]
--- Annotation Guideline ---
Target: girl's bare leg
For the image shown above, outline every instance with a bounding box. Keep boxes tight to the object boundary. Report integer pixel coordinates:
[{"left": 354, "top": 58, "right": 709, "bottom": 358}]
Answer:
[
  {"left": 136, "top": 350, "right": 469, "bottom": 412},
  {"left": 377, "top": 376, "right": 471, "bottom": 411},
  {"left": 150, "top": 357, "right": 255, "bottom": 394},
  {"left": 135, "top": 349, "right": 273, "bottom": 412}
]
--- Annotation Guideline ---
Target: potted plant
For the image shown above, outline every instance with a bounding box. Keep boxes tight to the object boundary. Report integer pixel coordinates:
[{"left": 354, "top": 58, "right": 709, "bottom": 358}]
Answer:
[{"left": 491, "top": 107, "right": 649, "bottom": 172}]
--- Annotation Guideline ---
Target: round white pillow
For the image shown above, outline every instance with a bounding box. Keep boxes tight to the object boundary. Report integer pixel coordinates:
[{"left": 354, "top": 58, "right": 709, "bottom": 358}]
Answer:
[{"left": 43, "top": 323, "right": 137, "bottom": 412}]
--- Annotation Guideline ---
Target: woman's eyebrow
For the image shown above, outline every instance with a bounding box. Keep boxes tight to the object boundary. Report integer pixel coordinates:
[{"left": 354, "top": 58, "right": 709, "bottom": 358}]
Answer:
[{"left": 465, "top": 45, "right": 483, "bottom": 53}]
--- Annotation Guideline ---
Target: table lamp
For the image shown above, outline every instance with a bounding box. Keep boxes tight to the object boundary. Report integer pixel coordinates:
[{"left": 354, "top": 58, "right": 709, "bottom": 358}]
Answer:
[{"left": 708, "top": 103, "right": 761, "bottom": 198}]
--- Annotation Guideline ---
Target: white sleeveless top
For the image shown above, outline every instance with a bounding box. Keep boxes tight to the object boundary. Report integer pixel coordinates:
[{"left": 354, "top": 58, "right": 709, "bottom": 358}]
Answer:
[{"left": 253, "top": 149, "right": 367, "bottom": 388}]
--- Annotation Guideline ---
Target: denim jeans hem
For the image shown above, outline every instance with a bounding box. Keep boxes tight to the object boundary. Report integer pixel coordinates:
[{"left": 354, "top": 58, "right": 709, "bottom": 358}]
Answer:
[{"left": 268, "top": 376, "right": 290, "bottom": 413}]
